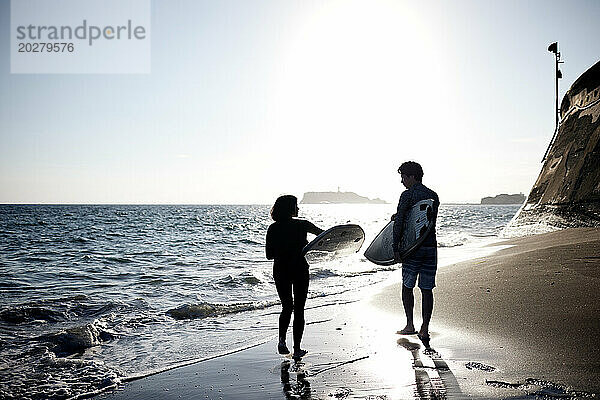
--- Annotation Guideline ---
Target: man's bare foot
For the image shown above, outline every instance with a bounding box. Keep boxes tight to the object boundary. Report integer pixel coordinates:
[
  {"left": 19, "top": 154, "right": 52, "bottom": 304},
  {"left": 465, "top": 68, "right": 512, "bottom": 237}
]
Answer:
[
  {"left": 396, "top": 324, "right": 417, "bottom": 335},
  {"left": 417, "top": 330, "right": 431, "bottom": 348}
]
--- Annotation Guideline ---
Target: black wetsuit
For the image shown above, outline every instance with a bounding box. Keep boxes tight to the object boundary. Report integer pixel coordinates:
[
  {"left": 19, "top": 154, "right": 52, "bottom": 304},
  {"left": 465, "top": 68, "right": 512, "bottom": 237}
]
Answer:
[{"left": 266, "top": 218, "right": 321, "bottom": 350}]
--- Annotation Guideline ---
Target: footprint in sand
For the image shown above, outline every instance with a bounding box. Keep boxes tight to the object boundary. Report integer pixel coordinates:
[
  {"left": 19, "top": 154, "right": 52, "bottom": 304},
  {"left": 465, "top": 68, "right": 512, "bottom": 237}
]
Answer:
[{"left": 465, "top": 361, "right": 496, "bottom": 372}]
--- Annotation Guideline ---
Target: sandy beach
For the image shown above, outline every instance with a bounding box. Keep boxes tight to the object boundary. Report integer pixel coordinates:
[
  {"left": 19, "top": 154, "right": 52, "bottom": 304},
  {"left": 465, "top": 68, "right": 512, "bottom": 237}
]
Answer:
[
  {"left": 374, "top": 227, "right": 600, "bottom": 398},
  {"left": 100, "top": 227, "right": 600, "bottom": 399}
]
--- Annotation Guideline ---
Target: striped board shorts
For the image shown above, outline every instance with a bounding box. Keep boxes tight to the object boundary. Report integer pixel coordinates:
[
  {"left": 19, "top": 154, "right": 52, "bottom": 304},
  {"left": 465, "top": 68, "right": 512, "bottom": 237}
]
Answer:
[{"left": 402, "top": 246, "right": 437, "bottom": 290}]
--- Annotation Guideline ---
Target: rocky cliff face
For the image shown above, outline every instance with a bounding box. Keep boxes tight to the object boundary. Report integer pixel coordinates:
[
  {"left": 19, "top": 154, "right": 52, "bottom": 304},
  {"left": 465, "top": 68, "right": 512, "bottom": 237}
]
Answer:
[{"left": 513, "top": 60, "right": 600, "bottom": 229}]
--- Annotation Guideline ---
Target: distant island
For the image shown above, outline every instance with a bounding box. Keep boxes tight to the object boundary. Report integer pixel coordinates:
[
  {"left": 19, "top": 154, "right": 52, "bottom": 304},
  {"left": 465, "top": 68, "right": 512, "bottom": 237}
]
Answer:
[
  {"left": 300, "top": 191, "right": 388, "bottom": 204},
  {"left": 481, "top": 193, "right": 526, "bottom": 205}
]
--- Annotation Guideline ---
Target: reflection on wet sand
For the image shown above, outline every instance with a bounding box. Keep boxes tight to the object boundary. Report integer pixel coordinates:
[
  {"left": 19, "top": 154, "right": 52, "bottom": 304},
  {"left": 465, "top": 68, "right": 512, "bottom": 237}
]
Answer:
[
  {"left": 398, "top": 337, "right": 462, "bottom": 399},
  {"left": 281, "top": 359, "right": 311, "bottom": 399},
  {"left": 280, "top": 355, "right": 371, "bottom": 399},
  {"left": 279, "top": 337, "right": 461, "bottom": 400}
]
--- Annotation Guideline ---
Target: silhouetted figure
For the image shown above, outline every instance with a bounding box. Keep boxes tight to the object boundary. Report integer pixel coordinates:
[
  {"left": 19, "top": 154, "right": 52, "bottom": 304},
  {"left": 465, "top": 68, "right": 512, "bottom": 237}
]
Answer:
[
  {"left": 266, "top": 195, "right": 323, "bottom": 360},
  {"left": 393, "top": 162, "right": 439, "bottom": 345}
]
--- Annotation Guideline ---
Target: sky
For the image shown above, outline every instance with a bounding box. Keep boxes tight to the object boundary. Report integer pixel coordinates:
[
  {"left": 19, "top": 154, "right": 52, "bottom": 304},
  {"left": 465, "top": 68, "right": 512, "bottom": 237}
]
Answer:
[{"left": 1, "top": 0, "right": 600, "bottom": 204}]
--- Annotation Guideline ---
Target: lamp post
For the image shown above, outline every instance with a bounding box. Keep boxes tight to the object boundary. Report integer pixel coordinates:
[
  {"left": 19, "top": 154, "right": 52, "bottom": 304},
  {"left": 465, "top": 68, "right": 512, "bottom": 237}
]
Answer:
[
  {"left": 547, "top": 42, "right": 563, "bottom": 129},
  {"left": 543, "top": 42, "right": 564, "bottom": 162}
]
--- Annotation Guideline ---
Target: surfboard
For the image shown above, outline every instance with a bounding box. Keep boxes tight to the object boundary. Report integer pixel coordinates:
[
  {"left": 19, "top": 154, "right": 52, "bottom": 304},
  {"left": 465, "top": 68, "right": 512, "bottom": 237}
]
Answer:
[
  {"left": 364, "top": 199, "right": 435, "bottom": 266},
  {"left": 302, "top": 224, "right": 365, "bottom": 263}
]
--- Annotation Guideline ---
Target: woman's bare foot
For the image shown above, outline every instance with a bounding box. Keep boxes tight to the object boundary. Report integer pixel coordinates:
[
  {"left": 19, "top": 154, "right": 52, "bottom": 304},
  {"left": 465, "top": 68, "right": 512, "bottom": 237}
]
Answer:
[{"left": 396, "top": 324, "right": 417, "bottom": 335}]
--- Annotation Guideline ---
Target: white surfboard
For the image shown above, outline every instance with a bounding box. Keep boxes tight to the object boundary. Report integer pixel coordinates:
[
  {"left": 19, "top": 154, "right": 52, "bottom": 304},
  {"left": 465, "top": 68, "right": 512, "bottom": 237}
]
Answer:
[
  {"left": 364, "top": 199, "right": 435, "bottom": 266},
  {"left": 302, "top": 224, "right": 365, "bottom": 263}
]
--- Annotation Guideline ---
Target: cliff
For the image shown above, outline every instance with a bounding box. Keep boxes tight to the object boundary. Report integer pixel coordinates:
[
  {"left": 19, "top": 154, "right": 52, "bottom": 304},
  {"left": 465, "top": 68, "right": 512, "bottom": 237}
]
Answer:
[
  {"left": 300, "top": 191, "right": 387, "bottom": 204},
  {"left": 481, "top": 193, "right": 526, "bottom": 205},
  {"left": 512, "top": 60, "right": 600, "bottom": 228}
]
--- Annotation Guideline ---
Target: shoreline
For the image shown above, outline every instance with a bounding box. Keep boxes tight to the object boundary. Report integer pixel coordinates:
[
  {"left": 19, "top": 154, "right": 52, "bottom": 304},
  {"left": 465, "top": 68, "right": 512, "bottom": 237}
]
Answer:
[{"left": 100, "top": 227, "right": 600, "bottom": 399}]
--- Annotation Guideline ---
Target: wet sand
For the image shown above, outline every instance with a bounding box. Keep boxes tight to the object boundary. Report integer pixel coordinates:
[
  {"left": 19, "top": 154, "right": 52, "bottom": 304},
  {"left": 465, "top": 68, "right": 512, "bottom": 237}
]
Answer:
[
  {"left": 99, "top": 288, "right": 466, "bottom": 398},
  {"left": 374, "top": 227, "right": 600, "bottom": 397},
  {"left": 100, "top": 228, "right": 600, "bottom": 399},
  {"left": 100, "top": 296, "right": 435, "bottom": 399}
]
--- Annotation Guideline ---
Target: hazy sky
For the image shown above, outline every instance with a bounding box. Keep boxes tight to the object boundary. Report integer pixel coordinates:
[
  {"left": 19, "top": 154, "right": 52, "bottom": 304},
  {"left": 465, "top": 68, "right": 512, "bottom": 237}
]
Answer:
[{"left": 1, "top": 0, "right": 600, "bottom": 204}]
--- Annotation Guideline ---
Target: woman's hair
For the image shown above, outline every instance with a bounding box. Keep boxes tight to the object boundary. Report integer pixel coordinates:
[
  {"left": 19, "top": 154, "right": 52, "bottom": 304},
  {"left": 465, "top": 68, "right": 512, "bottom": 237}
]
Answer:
[
  {"left": 270, "top": 195, "right": 297, "bottom": 221},
  {"left": 398, "top": 161, "right": 424, "bottom": 182}
]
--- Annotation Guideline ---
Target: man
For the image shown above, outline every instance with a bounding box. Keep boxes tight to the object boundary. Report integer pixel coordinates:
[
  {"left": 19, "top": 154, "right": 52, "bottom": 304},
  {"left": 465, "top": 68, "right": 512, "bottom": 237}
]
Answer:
[{"left": 393, "top": 161, "right": 439, "bottom": 346}]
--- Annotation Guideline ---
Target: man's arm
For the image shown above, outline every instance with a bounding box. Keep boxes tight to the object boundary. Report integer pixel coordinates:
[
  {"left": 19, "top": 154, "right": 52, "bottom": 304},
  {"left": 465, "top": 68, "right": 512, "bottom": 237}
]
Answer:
[{"left": 393, "top": 190, "right": 411, "bottom": 256}]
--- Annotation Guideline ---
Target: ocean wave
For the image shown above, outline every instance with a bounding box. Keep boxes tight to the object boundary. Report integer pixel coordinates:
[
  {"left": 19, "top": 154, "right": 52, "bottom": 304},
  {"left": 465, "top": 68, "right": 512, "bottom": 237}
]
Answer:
[
  {"left": 437, "top": 232, "right": 471, "bottom": 248},
  {"left": 72, "top": 236, "right": 93, "bottom": 243},
  {"left": 166, "top": 301, "right": 275, "bottom": 320},
  {"left": 42, "top": 319, "right": 116, "bottom": 356},
  {"left": 105, "top": 232, "right": 125, "bottom": 237},
  {"left": 129, "top": 250, "right": 164, "bottom": 256},
  {"left": 501, "top": 221, "right": 561, "bottom": 238},
  {"left": 437, "top": 242, "right": 465, "bottom": 248},
  {"left": 499, "top": 203, "right": 598, "bottom": 238},
  {"left": 10, "top": 219, "right": 48, "bottom": 227},
  {"left": 310, "top": 265, "right": 397, "bottom": 280},
  {"left": 309, "top": 268, "right": 340, "bottom": 279},
  {"left": 171, "top": 260, "right": 193, "bottom": 267},
  {"left": 213, "top": 272, "right": 264, "bottom": 287},
  {"left": 241, "top": 275, "right": 262, "bottom": 285},
  {"left": 22, "top": 256, "right": 54, "bottom": 262},
  {"left": 105, "top": 256, "right": 134, "bottom": 264},
  {"left": 0, "top": 346, "right": 124, "bottom": 400},
  {"left": 340, "top": 266, "right": 397, "bottom": 277},
  {"left": 0, "top": 281, "right": 21, "bottom": 288},
  {"left": 0, "top": 296, "right": 115, "bottom": 325},
  {"left": 471, "top": 233, "right": 499, "bottom": 238},
  {"left": 71, "top": 301, "right": 119, "bottom": 319},
  {"left": 0, "top": 305, "right": 67, "bottom": 324},
  {"left": 239, "top": 238, "right": 263, "bottom": 246}
]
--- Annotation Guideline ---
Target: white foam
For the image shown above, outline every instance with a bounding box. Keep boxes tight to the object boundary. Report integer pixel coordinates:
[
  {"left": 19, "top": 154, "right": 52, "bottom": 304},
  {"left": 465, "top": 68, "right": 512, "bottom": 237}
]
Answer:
[
  {"left": 438, "top": 238, "right": 512, "bottom": 268},
  {"left": 501, "top": 222, "right": 561, "bottom": 238}
]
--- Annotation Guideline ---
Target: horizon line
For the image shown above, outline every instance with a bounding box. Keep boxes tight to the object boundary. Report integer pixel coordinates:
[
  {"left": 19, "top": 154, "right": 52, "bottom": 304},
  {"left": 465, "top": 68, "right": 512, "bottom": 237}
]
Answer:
[{"left": 0, "top": 202, "right": 518, "bottom": 206}]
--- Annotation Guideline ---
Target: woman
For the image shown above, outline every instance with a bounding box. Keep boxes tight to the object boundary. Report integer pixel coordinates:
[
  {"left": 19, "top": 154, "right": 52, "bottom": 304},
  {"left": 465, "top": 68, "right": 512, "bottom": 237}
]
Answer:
[{"left": 266, "top": 195, "right": 323, "bottom": 359}]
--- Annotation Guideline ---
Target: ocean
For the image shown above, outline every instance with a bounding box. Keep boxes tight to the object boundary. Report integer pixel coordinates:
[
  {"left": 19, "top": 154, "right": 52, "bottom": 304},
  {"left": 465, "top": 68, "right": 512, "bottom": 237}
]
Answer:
[{"left": 0, "top": 203, "right": 521, "bottom": 399}]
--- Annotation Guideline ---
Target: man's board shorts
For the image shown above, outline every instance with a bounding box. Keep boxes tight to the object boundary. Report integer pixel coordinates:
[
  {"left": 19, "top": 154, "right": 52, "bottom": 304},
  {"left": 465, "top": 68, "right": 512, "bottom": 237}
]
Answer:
[{"left": 402, "top": 246, "right": 437, "bottom": 290}]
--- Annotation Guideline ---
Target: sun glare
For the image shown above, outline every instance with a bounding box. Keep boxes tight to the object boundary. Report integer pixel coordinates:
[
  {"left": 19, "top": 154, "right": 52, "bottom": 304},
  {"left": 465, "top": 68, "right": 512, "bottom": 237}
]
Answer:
[
  {"left": 273, "top": 0, "right": 438, "bottom": 134},
  {"left": 266, "top": 0, "right": 452, "bottom": 199}
]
